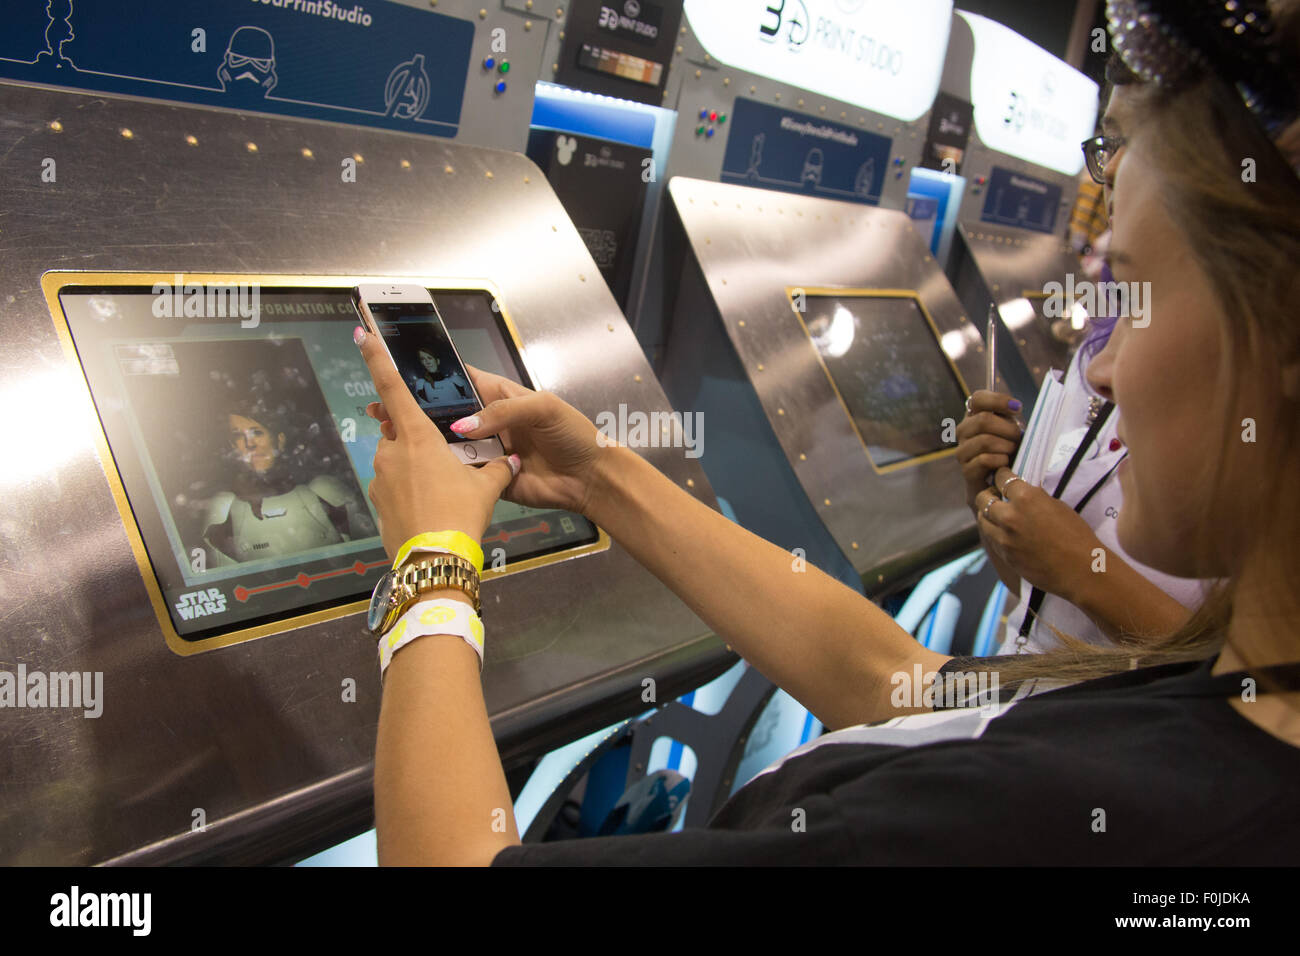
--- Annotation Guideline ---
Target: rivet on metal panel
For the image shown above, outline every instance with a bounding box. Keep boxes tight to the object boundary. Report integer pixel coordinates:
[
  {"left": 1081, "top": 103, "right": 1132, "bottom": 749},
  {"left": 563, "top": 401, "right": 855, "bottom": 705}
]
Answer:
[
  {"left": 819, "top": 105, "right": 826, "bottom": 113},
  {"left": 49, "top": 120, "right": 62, "bottom": 132},
  {"left": 738, "top": 320, "right": 745, "bottom": 327},
  {"left": 523, "top": 175, "right": 530, "bottom": 183},
  {"left": 878, "top": 574, "right": 885, "bottom": 583},
  {"left": 634, "top": 374, "right": 642, "bottom": 383},
  {"left": 479, "top": 8, "right": 486, "bottom": 18},
  {"left": 756, "top": 363, "right": 764, "bottom": 371},
  {"left": 551, "top": 225, "right": 557, "bottom": 231},
  {"left": 852, "top": 542, "right": 859, "bottom": 550},
  {"left": 1019, "top": 339, "right": 1028, "bottom": 346},
  {"left": 799, "top": 453, "right": 806, "bottom": 461},
  {"left": 840, "top": 111, "right": 846, "bottom": 119},
  {"left": 751, "top": 85, "right": 757, "bottom": 93},
  {"left": 353, "top": 153, "right": 364, "bottom": 163},
  {"left": 485, "top": 170, "right": 493, "bottom": 179},
  {"left": 120, "top": 128, "right": 134, "bottom": 139},
  {"left": 686, "top": 478, "right": 695, "bottom": 488},
  {"left": 704, "top": 53, "right": 710, "bottom": 62},
  {"left": 525, "top": 20, "right": 533, "bottom": 30},
  {"left": 777, "top": 408, "right": 785, "bottom": 416},
  {"left": 553, "top": 63, "right": 558, "bottom": 72},
  {"left": 798, "top": 98, "right": 805, "bottom": 107},
  {"left": 824, "top": 498, "right": 831, "bottom": 506},
  {"left": 579, "top": 274, "right": 586, "bottom": 281},
  {"left": 681, "top": 25, "right": 687, "bottom": 33},
  {"left": 695, "top": 70, "right": 701, "bottom": 78},
  {"left": 676, "top": 45, "right": 683, "bottom": 54},
  {"left": 607, "top": 323, "right": 614, "bottom": 331},
  {"left": 858, "top": 117, "right": 865, "bottom": 125},
  {"left": 301, "top": 147, "right": 313, "bottom": 158},
  {"left": 559, "top": 29, "right": 564, "bottom": 38},
  {"left": 400, "top": 159, "right": 411, "bottom": 169},
  {"left": 186, "top": 135, "right": 198, "bottom": 146},
  {"left": 444, "top": 164, "right": 454, "bottom": 174},
  {"left": 245, "top": 141, "right": 257, "bottom": 152},
  {"left": 556, "top": 6, "right": 564, "bottom": 16},
  {"left": 721, "top": 279, "right": 727, "bottom": 285},
  {"left": 723, "top": 77, "right": 730, "bottom": 86},
  {"left": 877, "top": 122, "right": 884, "bottom": 130},
  {"left": 1034, "top": 367, "right": 1042, "bottom": 374}
]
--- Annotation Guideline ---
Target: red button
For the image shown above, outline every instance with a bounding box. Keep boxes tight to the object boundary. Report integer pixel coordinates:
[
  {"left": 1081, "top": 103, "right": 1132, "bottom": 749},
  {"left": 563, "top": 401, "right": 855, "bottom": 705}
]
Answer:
[
  {"left": 1109, "top": 438, "right": 1122, "bottom": 452},
  {"left": 710, "top": 111, "right": 717, "bottom": 122}
]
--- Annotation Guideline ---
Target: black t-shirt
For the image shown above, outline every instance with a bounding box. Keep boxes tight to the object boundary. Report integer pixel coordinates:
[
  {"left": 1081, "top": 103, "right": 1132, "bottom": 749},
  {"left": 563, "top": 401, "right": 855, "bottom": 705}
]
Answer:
[{"left": 492, "top": 658, "right": 1300, "bottom": 865}]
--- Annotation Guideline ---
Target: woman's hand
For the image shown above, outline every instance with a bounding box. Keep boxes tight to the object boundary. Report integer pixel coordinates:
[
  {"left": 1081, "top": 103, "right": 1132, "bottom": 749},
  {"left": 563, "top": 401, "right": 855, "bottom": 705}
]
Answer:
[
  {"left": 975, "top": 467, "right": 1101, "bottom": 602},
  {"left": 366, "top": 363, "right": 607, "bottom": 518},
  {"left": 355, "top": 328, "right": 518, "bottom": 558},
  {"left": 955, "top": 391, "right": 1024, "bottom": 509}
]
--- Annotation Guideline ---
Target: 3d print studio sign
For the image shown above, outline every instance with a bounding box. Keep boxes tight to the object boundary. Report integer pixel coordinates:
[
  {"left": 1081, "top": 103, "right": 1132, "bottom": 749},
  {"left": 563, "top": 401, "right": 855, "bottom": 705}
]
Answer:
[
  {"left": 0, "top": 0, "right": 472, "bottom": 137},
  {"left": 683, "top": 0, "right": 952, "bottom": 122}
]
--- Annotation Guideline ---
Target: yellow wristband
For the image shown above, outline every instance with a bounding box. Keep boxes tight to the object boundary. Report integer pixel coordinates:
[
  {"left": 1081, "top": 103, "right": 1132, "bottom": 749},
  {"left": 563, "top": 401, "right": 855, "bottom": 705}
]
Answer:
[{"left": 393, "top": 531, "right": 484, "bottom": 574}]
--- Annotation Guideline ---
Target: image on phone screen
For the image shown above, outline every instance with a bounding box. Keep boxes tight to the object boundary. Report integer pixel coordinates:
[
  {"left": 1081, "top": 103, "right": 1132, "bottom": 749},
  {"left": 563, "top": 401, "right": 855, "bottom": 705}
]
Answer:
[{"left": 367, "top": 305, "right": 482, "bottom": 441}]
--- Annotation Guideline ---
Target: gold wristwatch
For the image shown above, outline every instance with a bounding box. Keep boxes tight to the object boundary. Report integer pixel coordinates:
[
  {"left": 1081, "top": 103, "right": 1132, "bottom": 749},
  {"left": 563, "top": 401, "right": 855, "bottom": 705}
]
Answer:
[{"left": 367, "top": 553, "right": 480, "bottom": 637}]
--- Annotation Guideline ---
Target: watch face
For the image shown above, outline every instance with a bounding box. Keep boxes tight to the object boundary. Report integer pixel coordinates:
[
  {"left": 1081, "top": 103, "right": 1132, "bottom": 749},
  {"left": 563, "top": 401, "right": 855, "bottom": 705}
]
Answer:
[{"left": 368, "top": 571, "right": 396, "bottom": 634}]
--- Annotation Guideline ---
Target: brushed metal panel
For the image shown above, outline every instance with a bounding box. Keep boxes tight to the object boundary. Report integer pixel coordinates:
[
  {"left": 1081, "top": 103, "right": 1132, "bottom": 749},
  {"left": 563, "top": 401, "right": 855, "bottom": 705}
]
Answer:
[
  {"left": 665, "top": 176, "right": 989, "bottom": 585},
  {"left": 0, "top": 82, "right": 725, "bottom": 864}
]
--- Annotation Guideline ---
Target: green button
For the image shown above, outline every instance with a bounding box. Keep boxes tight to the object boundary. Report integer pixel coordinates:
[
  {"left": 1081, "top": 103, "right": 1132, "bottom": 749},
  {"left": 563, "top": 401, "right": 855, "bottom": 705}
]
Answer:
[
  {"left": 499, "top": 61, "right": 511, "bottom": 74},
  {"left": 696, "top": 125, "right": 706, "bottom": 135},
  {"left": 718, "top": 113, "right": 726, "bottom": 123}
]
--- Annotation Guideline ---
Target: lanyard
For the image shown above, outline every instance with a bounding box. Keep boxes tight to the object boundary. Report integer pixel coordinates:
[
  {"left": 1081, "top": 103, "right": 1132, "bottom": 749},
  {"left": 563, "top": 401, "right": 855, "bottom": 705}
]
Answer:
[{"left": 1015, "top": 401, "right": 1117, "bottom": 649}]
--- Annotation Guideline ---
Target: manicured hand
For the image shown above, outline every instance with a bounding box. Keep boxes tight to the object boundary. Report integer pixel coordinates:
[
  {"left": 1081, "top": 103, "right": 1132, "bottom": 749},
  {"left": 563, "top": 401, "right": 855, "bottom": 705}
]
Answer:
[
  {"left": 366, "top": 363, "right": 607, "bottom": 517},
  {"left": 975, "top": 467, "right": 1100, "bottom": 602},
  {"left": 955, "top": 390, "right": 1024, "bottom": 509},
  {"left": 354, "top": 327, "right": 518, "bottom": 558}
]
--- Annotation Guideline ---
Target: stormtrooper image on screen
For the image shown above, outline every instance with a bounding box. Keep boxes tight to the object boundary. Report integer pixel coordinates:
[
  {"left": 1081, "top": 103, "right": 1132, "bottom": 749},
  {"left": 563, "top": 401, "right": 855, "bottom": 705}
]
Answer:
[
  {"left": 217, "top": 26, "right": 278, "bottom": 98},
  {"left": 202, "top": 395, "right": 375, "bottom": 566}
]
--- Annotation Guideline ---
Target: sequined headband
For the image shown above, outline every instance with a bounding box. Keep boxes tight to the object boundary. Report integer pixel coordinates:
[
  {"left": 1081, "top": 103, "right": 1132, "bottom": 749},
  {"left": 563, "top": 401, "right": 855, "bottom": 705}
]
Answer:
[{"left": 1107, "top": 0, "right": 1300, "bottom": 173}]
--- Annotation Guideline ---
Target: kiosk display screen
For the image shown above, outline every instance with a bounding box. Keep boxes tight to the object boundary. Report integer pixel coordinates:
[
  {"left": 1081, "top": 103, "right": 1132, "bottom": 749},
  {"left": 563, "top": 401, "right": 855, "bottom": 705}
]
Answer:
[
  {"left": 53, "top": 279, "right": 601, "bottom": 649},
  {"left": 799, "top": 293, "right": 969, "bottom": 469}
]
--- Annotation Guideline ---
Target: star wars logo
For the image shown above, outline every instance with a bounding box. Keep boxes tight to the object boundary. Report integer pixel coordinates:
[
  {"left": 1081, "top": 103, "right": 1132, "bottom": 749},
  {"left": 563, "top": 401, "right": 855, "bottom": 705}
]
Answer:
[{"left": 175, "top": 587, "right": 227, "bottom": 621}]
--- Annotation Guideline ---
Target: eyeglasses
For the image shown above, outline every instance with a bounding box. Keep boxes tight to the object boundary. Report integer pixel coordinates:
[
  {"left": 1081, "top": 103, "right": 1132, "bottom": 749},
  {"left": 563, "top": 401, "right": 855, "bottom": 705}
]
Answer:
[{"left": 1081, "top": 134, "right": 1127, "bottom": 185}]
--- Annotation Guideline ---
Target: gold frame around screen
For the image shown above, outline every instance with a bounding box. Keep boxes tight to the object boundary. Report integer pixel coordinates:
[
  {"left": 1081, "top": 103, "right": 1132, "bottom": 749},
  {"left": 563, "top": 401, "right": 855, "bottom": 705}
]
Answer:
[
  {"left": 784, "top": 287, "right": 972, "bottom": 476},
  {"left": 41, "top": 271, "right": 611, "bottom": 657}
]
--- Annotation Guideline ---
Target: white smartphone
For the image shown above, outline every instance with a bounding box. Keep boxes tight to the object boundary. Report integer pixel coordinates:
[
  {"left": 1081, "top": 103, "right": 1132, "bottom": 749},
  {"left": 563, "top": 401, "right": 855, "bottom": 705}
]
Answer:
[{"left": 352, "top": 284, "right": 505, "bottom": 466}]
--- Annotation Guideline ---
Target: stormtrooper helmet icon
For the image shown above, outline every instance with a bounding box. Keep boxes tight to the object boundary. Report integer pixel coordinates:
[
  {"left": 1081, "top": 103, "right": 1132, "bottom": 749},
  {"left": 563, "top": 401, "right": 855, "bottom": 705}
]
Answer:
[{"left": 218, "top": 26, "right": 278, "bottom": 95}]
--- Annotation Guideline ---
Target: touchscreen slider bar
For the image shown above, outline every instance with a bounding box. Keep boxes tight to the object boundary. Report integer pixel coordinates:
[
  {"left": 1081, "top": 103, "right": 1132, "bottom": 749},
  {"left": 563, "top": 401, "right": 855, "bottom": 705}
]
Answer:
[{"left": 232, "top": 558, "right": 391, "bottom": 603}]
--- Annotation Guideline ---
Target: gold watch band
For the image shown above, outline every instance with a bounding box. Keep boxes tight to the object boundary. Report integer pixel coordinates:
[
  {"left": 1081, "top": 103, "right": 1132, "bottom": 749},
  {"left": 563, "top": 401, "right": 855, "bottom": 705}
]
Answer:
[{"left": 391, "top": 554, "right": 481, "bottom": 616}]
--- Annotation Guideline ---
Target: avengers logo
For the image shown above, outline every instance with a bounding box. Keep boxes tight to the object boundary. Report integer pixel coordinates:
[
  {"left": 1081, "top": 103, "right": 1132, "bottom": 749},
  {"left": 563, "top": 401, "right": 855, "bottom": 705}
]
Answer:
[{"left": 384, "top": 53, "right": 431, "bottom": 120}]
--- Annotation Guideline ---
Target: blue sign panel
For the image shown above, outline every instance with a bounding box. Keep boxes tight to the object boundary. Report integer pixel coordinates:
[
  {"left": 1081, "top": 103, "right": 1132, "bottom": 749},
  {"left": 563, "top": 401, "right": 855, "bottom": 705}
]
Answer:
[
  {"left": 979, "top": 166, "right": 1063, "bottom": 234},
  {"left": 0, "top": 0, "right": 473, "bottom": 137},
  {"left": 720, "top": 98, "right": 892, "bottom": 206}
]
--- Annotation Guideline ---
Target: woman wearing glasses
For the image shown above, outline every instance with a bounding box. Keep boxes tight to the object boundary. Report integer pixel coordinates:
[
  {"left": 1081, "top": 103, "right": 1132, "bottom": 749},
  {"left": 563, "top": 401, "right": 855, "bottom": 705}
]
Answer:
[
  {"left": 954, "top": 61, "right": 1212, "bottom": 656},
  {"left": 359, "top": 0, "right": 1300, "bottom": 865}
]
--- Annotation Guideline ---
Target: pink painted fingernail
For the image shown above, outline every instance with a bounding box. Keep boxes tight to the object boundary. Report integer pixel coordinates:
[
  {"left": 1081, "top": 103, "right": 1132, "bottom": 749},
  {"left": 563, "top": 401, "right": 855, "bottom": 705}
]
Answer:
[
  {"left": 508, "top": 454, "right": 521, "bottom": 476},
  {"left": 450, "top": 415, "right": 479, "bottom": 434},
  {"left": 353, "top": 326, "right": 366, "bottom": 346}
]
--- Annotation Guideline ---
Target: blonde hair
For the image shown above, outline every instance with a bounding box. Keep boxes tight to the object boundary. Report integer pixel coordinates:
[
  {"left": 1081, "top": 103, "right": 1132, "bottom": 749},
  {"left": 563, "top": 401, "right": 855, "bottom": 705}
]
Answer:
[{"left": 979, "top": 0, "right": 1300, "bottom": 686}]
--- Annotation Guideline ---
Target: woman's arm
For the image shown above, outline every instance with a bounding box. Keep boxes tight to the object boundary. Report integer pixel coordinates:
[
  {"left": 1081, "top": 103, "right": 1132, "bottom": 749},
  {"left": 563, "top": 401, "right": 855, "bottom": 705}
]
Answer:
[{"left": 583, "top": 444, "right": 949, "bottom": 730}]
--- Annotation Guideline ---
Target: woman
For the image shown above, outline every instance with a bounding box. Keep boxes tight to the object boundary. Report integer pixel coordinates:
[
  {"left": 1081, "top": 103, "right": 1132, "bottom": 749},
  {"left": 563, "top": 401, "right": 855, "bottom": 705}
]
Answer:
[
  {"left": 957, "top": 61, "right": 1211, "bottom": 654},
  {"left": 409, "top": 345, "right": 470, "bottom": 409},
  {"left": 357, "top": 0, "right": 1300, "bottom": 864},
  {"left": 202, "top": 401, "right": 374, "bottom": 564}
]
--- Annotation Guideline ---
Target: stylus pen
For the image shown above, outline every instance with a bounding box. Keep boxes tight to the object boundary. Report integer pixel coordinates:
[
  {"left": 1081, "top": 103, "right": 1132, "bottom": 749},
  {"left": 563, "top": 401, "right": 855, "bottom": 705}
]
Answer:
[{"left": 986, "top": 305, "right": 997, "bottom": 392}]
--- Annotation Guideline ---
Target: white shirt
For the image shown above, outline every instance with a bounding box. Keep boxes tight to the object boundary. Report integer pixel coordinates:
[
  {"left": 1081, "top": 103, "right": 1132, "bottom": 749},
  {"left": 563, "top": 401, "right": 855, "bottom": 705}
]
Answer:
[{"left": 996, "top": 348, "right": 1212, "bottom": 654}]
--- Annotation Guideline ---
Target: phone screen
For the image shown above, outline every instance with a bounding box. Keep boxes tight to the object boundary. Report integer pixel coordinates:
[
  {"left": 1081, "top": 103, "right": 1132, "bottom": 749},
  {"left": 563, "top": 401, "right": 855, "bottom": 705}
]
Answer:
[{"left": 363, "top": 301, "right": 482, "bottom": 441}]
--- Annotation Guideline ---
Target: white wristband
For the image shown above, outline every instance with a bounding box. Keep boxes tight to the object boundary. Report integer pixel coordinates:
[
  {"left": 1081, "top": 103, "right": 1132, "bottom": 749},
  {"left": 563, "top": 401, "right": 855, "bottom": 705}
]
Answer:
[{"left": 378, "top": 598, "right": 485, "bottom": 680}]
